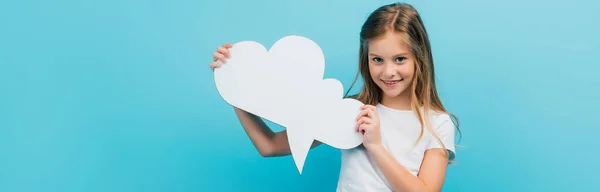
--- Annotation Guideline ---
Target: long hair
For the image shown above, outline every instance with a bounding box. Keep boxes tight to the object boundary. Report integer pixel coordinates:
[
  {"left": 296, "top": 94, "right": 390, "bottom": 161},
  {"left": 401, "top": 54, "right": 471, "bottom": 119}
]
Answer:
[{"left": 344, "top": 2, "right": 462, "bottom": 155}]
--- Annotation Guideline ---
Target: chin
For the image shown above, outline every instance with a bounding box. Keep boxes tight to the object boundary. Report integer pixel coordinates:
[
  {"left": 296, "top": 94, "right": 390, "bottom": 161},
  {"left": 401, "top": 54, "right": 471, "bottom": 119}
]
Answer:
[
  {"left": 383, "top": 91, "right": 402, "bottom": 98},
  {"left": 380, "top": 88, "right": 404, "bottom": 97},
  {"left": 382, "top": 86, "right": 410, "bottom": 98}
]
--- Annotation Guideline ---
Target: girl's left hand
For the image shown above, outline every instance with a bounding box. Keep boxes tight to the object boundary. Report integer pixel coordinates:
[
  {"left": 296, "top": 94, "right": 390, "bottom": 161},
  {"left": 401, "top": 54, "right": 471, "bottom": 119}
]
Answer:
[{"left": 356, "top": 105, "right": 382, "bottom": 150}]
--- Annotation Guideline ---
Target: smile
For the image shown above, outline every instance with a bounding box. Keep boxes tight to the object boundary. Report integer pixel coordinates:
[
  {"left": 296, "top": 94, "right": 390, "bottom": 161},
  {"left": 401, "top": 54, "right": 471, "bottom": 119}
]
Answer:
[{"left": 382, "top": 79, "right": 402, "bottom": 86}]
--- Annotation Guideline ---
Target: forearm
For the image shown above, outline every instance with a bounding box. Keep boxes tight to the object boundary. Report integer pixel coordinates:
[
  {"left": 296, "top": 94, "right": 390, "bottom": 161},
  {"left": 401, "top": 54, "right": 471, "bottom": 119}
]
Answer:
[
  {"left": 234, "top": 107, "right": 278, "bottom": 155},
  {"left": 367, "top": 145, "right": 429, "bottom": 192},
  {"left": 233, "top": 107, "right": 321, "bottom": 157}
]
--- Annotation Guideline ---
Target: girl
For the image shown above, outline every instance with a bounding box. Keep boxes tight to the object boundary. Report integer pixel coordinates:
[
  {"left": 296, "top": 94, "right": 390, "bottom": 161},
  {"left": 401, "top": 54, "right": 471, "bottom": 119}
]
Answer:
[{"left": 209, "top": 2, "right": 460, "bottom": 192}]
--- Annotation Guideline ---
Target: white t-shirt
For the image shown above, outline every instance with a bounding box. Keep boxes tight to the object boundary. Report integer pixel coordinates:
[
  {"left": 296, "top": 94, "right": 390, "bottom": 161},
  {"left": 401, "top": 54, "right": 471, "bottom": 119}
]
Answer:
[{"left": 336, "top": 103, "right": 456, "bottom": 192}]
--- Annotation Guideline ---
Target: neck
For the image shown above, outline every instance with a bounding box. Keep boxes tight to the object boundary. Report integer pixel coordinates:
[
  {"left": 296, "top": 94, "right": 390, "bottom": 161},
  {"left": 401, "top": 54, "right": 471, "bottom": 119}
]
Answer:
[{"left": 380, "top": 90, "right": 411, "bottom": 110}]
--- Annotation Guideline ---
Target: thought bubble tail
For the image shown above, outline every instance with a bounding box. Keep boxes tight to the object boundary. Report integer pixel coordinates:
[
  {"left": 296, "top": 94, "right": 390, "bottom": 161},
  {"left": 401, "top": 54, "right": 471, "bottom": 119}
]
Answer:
[{"left": 287, "top": 127, "right": 313, "bottom": 174}]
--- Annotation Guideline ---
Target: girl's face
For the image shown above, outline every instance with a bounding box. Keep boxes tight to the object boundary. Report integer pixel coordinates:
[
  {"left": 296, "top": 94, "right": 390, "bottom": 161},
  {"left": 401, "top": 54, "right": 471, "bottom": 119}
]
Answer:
[{"left": 367, "top": 32, "right": 415, "bottom": 101}]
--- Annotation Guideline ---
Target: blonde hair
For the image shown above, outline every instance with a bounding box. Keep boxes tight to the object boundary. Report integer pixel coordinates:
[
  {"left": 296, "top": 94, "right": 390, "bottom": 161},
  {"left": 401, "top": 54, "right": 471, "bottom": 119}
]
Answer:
[{"left": 345, "top": 2, "right": 462, "bottom": 158}]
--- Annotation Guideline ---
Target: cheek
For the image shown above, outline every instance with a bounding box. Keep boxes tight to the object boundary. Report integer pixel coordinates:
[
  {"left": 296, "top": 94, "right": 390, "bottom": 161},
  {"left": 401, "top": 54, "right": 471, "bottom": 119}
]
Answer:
[
  {"left": 400, "top": 64, "right": 415, "bottom": 78},
  {"left": 368, "top": 64, "right": 381, "bottom": 78}
]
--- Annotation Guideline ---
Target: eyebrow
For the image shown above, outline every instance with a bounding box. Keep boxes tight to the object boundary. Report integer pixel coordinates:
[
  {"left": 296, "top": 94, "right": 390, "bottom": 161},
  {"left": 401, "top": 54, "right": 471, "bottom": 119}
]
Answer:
[{"left": 368, "top": 53, "right": 410, "bottom": 57}]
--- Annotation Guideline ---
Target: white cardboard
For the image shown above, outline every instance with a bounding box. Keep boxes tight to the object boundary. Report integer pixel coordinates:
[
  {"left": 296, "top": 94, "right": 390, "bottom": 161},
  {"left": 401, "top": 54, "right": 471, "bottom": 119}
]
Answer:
[{"left": 213, "top": 35, "right": 364, "bottom": 174}]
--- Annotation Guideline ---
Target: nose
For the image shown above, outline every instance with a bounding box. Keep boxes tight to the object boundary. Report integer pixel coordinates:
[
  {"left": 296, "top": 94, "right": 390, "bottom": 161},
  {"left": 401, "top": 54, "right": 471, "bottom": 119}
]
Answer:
[{"left": 383, "top": 62, "right": 397, "bottom": 78}]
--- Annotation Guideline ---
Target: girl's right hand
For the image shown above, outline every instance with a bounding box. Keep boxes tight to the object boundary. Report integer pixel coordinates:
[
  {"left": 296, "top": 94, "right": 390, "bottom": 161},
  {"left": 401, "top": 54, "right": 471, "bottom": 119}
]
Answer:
[{"left": 209, "top": 43, "right": 233, "bottom": 71}]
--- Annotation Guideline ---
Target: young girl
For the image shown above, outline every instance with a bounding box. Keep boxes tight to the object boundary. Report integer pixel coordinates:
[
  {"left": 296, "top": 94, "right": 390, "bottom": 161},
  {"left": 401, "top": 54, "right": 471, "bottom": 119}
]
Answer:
[{"left": 209, "top": 2, "right": 460, "bottom": 192}]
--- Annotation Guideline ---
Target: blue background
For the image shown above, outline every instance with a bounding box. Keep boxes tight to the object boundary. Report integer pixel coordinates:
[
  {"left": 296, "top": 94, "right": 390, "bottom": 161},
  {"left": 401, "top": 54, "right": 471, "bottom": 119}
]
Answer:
[{"left": 1, "top": 0, "right": 599, "bottom": 191}]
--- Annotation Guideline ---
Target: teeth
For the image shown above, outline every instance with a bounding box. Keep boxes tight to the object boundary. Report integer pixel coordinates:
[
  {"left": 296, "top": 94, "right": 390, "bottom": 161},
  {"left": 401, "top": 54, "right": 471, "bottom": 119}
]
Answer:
[{"left": 384, "top": 80, "right": 399, "bottom": 84}]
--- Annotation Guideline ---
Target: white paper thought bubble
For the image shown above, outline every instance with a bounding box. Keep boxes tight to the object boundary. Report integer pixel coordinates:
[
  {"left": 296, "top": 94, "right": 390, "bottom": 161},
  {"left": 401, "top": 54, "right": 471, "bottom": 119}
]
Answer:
[{"left": 213, "top": 35, "right": 364, "bottom": 174}]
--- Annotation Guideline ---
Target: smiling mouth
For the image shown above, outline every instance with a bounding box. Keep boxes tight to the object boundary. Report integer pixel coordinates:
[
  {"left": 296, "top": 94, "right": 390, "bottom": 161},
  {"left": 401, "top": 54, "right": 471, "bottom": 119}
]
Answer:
[{"left": 382, "top": 79, "right": 402, "bottom": 85}]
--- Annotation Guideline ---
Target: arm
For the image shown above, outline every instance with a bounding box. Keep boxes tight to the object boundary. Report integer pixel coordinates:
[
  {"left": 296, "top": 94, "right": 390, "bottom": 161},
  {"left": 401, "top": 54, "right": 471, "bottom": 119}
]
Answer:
[
  {"left": 356, "top": 105, "right": 452, "bottom": 192},
  {"left": 368, "top": 146, "right": 450, "bottom": 192},
  {"left": 233, "top": 107, "right": 322, "bottom": 157}
]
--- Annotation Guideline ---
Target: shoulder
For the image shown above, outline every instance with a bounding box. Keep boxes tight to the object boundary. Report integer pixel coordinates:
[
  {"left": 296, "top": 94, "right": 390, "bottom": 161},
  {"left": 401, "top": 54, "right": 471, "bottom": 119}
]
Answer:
[
  {"left": 426, "top": 110, "right": 455, "bottom": 140},
  {"left": 428, "top": 110, "right": 453, "bottom": 129},
  {"left": 425, "top": 110, "right": 457, "bottom": 160}
]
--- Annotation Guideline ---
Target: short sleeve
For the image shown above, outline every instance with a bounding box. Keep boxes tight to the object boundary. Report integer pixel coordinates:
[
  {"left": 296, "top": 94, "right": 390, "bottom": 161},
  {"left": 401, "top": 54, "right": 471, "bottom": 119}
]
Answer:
[{"left": 426, "top": 114, "right": 456, "bottom": 161}]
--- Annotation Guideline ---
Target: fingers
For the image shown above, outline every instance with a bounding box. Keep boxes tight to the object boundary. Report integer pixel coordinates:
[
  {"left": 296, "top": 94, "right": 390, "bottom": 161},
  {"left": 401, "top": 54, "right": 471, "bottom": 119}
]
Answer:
[
  {"left": 209, "top": 61, "right": 222, "bottom": 71},
  {"left": 217, "top": 46, "right": 231, "bottom": 58},
  {"left": 356, "top": 109, "right": 369, "bottom": 120},
  {"left": 213, "top": 52, "right": 226, "bottom": 63},
  {"left": 358, "top": 124, "right": 366, "bottom": 135},
  {"left": 356, "top": 115, "right": 373, "bottom": 132},
  {"left": 361, "top": 105, "right": 378, "bottom": 113},
  {"left": 361, "top": 105, "right": 377, "bottom": 111},
  {"left": 358, "top": 124, "right": 372, "bottom": 135},
  {"left": 358, "top": 107, "right": 376, "bottom": 118},
  {"left": 356, "top": 105, "right": 375, "bottom": 131},
  {"left": 210, "top": 43, "right": 232, "bottom": 69},
  {"left": 356, "top": 108, "right": 368, "bottom": 131},
  {"left": 366, "top": 109, "right": 376, "bottom": 119},
  {"left": 356, "top": 104, "right": 379, "bottom": 134},
  {"left": 357, "top": 116, "right": 373, "bottom": 126},
  {"left": 356, "top": 105, "right": 377, "bottom": 119},
  {"left": 361, "top": 105, "right": 379, "bottom": 118}
]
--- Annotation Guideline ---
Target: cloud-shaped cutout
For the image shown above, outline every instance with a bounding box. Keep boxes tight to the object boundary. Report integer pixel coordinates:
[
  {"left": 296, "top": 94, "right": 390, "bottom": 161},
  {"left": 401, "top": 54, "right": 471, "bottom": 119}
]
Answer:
[{"left": 213, "top": 35, "right": 364, "bottom": 174}]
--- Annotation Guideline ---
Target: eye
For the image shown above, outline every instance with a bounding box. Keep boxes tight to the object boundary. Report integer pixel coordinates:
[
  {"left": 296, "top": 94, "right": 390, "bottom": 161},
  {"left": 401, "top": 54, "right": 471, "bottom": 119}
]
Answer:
[
  {"left": 372, "top": 57, "right": 383, "bottom": 63},
  {"left": 395, "top": 57, "right": 407, "bottom": 63}
]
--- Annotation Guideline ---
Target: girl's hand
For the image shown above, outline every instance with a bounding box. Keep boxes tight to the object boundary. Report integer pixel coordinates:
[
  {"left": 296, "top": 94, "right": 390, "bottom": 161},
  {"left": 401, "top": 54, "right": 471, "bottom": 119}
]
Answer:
[
  {"left": 209, "top": 43, "right": 233, "bottom": 71},
  {"left": 356, "top": 105, "right": 382, "bottom": 150}
]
